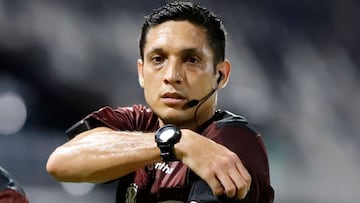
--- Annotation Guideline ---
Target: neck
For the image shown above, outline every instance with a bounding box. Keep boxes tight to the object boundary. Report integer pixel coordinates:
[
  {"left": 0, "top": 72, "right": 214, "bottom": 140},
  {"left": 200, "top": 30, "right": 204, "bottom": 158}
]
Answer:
[
  {"left": 159, "top": 110, "right": 216, "bottom": 130},
  {"left": 157, "top": 96, "right": 218, "bottom": 130}
]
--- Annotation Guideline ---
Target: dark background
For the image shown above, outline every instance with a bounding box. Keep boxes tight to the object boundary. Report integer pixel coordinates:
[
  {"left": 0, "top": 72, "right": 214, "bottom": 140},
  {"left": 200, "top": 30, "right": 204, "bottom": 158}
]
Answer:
[{"left": 0, "top": 0, "right": 359, "bottom": 202}]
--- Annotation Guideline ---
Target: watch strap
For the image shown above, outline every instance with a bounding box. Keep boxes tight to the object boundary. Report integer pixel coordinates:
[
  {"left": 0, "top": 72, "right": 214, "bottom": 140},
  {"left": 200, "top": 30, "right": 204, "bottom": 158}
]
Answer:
[
  {"left": 155, "top": 124, "right": 181, "bottom": 162},
  {"left": 159, "top": 144, "right": 178, "bottom": 162}
]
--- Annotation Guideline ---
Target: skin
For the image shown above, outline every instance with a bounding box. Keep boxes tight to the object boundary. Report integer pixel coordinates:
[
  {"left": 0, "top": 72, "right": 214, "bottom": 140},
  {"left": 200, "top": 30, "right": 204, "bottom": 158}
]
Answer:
[
  {"left": 46, "top": 20, "right": 251, "bottom": 200},
  {"left": 138, "top": 21, "right": 221, "bottom": 129}
]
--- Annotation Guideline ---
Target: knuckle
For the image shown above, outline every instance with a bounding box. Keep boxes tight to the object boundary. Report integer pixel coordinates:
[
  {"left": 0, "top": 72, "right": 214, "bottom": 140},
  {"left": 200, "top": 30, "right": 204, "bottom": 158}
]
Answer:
[
  {"left": 220, "top": 155, "right": 236, "bottom": 167},
  {"left": 237, "top": 190, "right": 247, "bottom": 199},
  {"left": 228, "top": 152, "right": 239, "bottom": 161},
  {"left": 213, "top": 184, "right": 224, "bottom": 196},
  {"left": 245, "top": 175, "right": 252, "bottom": 185},
  {"left": 238, "top": 181, "right": 246, "bottom": 190},
  {"left": 222, "top": 153, "right": 239, "bottom": 166},
  {"left": 242, "top": 172, "right": 252, "bottom": 186},
  {"left": 230, "top": 152, "right": 239, "bottom": 160},
  {"left": 225, "top": 185, "right": 236, "bottom": 197},
  {"left": 216, "top": 156, "right": 227, "bottom": 165},
  {"left": 236, "top": 182, "right": 250, "bottom": 199}
]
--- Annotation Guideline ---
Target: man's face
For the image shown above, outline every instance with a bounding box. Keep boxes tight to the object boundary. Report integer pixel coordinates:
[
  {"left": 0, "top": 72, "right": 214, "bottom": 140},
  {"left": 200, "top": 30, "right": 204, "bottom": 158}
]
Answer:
[{"left": 138, "top": 20, "right": 218, "bottom": 128}]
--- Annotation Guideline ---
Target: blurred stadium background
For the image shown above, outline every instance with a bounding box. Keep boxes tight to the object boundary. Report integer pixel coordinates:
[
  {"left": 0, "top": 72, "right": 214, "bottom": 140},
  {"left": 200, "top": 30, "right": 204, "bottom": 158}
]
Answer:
[{"left": 0, "top": 0, "right": 359, "bottom": 202}]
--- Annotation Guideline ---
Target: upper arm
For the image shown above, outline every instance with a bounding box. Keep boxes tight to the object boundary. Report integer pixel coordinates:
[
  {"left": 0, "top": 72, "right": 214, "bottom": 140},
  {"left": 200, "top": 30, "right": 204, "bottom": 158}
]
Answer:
[{"left": 204, "top": 122, "right": 273, "bottom": 202}]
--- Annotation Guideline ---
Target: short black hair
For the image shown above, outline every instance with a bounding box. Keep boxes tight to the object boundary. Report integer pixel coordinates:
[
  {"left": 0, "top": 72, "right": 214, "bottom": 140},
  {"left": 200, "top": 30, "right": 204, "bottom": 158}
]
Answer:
[{"left": 139, "top": 1, "right": 226, "bottom": 65}]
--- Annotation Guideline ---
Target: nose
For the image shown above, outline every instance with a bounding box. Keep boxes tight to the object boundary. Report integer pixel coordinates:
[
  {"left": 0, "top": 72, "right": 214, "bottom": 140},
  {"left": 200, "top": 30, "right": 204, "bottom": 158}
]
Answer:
[{"left": 163, "top": 59, "right": 182, "bottom": 85}]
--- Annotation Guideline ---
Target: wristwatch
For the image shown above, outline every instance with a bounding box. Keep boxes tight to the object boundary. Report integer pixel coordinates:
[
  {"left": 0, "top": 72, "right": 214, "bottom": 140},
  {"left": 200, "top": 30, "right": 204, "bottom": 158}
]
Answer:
[{"left": 155, "top": 124, "right": 182, "bottom": 162}]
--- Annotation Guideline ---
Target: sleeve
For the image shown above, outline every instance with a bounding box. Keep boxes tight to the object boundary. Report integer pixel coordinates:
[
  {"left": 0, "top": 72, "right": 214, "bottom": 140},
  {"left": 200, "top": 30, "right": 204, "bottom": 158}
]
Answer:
[
  {"left": 66, "top": 104, "right": 159, "bottom": 139},
  {"left": 206, "top": 125, "right": 274, "bottom": 203},
  {"left": 89, "top": 104, "right": 159, "bottom": 132},
  {"left": 187, "top": 124, "right": 274, "bottom": 203}
]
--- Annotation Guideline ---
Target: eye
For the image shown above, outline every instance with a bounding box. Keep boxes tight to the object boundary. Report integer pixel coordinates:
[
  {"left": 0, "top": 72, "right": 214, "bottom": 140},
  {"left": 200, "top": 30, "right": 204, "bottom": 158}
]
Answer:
[
  {"left": 151, "top": 55, "right": 164, "bottom": 64},
  {"left": 184, "top": 56, "right": 200, "bottom": 64}
]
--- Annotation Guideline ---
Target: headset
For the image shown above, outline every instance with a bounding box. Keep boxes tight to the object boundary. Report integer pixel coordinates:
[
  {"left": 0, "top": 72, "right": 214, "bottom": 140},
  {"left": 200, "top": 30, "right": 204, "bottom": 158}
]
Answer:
[{"left": 183, "top": 72, "right": 223, "bottom": 109}]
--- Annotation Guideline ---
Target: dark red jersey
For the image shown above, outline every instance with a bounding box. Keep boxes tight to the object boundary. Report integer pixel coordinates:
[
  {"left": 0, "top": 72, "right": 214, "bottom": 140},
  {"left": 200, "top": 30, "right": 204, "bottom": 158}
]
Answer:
[
  {"left": 0, "top": 167, "right": 29, "bottom": 203},
  {"left": 76, "top": 105, "right": 274, "bottom": 203}
]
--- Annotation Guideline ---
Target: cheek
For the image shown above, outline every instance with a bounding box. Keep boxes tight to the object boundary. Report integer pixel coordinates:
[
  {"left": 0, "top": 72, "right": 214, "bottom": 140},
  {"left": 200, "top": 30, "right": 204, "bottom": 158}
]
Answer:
[
  {"left": 143, "top": 85, "right": 155, "bottom": 106},
  {"left": 143, "top": 75, "right": 160, "bottom": 100},
  {"left": 192, "top": 76, "right": 214, "bottom": 92},
  {"left": 143, "top": 73, "right": 161, "bottom": 87}
]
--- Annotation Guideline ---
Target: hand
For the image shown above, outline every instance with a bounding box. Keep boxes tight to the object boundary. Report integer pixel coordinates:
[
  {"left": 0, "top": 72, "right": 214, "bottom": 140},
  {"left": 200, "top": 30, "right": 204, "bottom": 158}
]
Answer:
[{"left": 175, "top": 129, "right": 251, "bottom": 199}]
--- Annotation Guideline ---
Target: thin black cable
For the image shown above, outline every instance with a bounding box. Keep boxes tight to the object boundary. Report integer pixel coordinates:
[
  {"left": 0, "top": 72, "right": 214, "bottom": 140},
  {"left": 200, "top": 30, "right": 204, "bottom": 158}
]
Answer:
[
  {"left": 193, "top": 88, "right": 217, "bottom": 128},
  {"left": 193, "top": 97, "right": 202, "bottom": 129},
  {"left": 193, "top": 73, "right": 222, "bottom": 128}
]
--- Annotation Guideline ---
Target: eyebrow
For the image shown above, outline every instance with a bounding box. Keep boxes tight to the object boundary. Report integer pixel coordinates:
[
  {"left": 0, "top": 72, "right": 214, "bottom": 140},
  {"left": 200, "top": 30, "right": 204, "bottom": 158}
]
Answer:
[
  {"left": 146, "top": 48, "right": 164, "bottom": 56},
  {"left": 146, "top": 47, "right": 204, "bottom": 57},
  {"left": 181, "top": 48, "right": 203, "bottom": 56}
]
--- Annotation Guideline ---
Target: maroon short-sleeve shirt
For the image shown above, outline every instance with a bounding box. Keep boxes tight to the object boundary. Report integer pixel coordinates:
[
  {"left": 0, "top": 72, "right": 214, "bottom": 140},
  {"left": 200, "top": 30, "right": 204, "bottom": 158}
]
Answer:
[{"left": 78, "top": 105, "right": 274, "bottom": 203}]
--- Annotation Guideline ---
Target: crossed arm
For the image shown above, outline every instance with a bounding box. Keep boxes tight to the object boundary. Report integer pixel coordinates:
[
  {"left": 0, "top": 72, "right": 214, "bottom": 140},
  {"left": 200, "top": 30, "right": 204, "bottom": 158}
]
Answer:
[{"left": 46, "top": 127, "right": 251, "bottom": 200}]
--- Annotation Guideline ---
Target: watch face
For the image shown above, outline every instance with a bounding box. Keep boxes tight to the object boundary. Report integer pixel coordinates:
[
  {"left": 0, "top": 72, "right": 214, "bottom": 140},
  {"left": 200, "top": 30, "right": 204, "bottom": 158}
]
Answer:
[{"left": 159, "top": 128, "right": 176, "bottom": 142}]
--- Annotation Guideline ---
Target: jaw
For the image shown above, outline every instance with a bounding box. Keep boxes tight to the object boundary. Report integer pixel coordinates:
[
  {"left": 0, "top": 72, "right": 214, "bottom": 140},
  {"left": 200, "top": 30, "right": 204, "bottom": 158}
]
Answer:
[{"left": 153, "top": 98, "right": 217, "bottom": 130}]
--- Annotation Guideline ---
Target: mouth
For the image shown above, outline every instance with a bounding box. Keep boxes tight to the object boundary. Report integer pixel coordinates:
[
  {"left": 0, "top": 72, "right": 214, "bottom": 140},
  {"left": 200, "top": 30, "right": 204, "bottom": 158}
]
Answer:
[{"left": 161, "top": 92, "right": 186, "bottom": 106}]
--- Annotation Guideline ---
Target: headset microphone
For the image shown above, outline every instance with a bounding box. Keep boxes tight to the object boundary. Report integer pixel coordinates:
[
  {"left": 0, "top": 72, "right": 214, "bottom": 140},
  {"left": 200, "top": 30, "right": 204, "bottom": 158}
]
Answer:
[
  {"left": 184, "top": 89, "right": 217, "bottom": 108},
  {"left": 182, "top": 72, "right": 223, "bottom": 109}
]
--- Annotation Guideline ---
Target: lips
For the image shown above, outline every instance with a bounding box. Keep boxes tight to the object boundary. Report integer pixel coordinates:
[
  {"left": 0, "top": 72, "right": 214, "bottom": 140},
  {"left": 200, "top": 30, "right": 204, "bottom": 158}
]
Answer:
[
  {"left": 161, "top": 92, "right": 186, "bottom": 106},
  {"left": 161, "top": 92, "right": 185, "bottom": 99}
]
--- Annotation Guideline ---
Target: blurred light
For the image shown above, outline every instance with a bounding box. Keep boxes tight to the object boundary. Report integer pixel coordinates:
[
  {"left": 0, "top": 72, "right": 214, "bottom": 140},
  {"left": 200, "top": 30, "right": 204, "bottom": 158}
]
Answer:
[
  {"left": 0, "top": 92, "right": 27, "bottom": 135},
  {"left": 61, "top": 182, "right": 96, "bottom": 196}
]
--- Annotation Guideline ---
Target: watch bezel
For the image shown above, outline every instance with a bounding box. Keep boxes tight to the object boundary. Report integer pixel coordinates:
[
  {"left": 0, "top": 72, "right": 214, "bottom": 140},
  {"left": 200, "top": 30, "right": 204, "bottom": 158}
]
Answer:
[
  {"left": 155, "top": 124, "right": 181, "bottom": 144},
  {"left": 155, "top": 124, "right": 182, "bottom": 162}
]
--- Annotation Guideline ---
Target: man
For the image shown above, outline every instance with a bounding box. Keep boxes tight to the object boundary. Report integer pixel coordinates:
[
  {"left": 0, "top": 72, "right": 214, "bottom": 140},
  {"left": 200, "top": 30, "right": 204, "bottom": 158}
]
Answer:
[
  {"left": 46, "top": 1, "right": 274, "bottom": 203},
  {"left": 0, "top": 166, "right": 29, "bottom": 203}
]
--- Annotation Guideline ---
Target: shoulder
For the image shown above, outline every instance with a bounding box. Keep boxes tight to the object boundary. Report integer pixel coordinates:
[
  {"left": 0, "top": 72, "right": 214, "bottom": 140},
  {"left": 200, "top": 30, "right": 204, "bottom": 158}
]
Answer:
[
  {"left": 203, "top": 110, "right": 268, "bottom": 162},
  {"left": 212, "top": 109, "right": 258, "bottom": 134},
  {"left": 208, "top": 111, "right": 274, "bottom": 202},
  {"left": 201, "top": 109, "right": 261, "bottom": 147}
]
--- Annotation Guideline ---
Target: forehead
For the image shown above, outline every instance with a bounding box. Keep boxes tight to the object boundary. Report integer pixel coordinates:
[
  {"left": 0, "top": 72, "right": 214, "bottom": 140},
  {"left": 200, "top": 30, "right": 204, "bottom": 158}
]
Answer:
[{"left": 144, "top": 20, "right": 212, "bottom": 55}]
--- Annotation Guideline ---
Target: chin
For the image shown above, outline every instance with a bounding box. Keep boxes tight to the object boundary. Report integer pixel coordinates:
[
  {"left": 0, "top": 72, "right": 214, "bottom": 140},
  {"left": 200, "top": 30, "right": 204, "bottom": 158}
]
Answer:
[{"left": 156, "top": 107, "right": 191, "bottom": 125}]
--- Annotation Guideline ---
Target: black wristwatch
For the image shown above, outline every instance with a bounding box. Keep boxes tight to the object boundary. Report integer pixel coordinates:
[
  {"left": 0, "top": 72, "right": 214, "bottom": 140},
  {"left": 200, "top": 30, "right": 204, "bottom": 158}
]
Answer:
[{"left": 155, "top": 124, "right": 182, "bottom": 162}]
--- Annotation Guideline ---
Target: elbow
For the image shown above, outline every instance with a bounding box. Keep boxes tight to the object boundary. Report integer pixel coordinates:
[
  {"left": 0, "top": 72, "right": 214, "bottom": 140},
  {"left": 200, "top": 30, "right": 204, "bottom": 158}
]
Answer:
[
  {"left": 46, "top": 149, "right": 79, "bottom": 182},
  {"left": 46, "top": 148, "right": 101, "bottom": 183},
  {"left": 46, "top": 152, "right": 67, "bottom": 181}
]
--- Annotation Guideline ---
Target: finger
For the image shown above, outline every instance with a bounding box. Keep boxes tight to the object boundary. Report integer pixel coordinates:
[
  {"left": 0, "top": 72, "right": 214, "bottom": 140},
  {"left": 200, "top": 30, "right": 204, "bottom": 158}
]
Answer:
[
  {"left": 215, "top": 170, "right": 237, "bottom": 198},
  {"left": 234, "top": 162, "right": 252, "bottom": 199},
  {"left": 205, "top": 175, "right": 224, "bottom": 197},
  {"left": 229, "top": 172, "right": 250, "bottom": 199}
]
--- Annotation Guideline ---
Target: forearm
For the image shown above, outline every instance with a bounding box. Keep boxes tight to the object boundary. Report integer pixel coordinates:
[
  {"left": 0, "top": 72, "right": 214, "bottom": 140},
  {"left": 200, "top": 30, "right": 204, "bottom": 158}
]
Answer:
[{"left": 46, "top": 127, "right": 161, "bottom": 183}]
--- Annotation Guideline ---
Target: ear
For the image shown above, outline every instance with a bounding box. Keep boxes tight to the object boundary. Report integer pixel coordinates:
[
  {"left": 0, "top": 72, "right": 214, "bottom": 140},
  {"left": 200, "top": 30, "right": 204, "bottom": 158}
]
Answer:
[
  {"left": 137, "top": 59, "right": 144, "bottom": 88},
  {"left": 216, "top": 60, "right": 231, "bottom": 89}
]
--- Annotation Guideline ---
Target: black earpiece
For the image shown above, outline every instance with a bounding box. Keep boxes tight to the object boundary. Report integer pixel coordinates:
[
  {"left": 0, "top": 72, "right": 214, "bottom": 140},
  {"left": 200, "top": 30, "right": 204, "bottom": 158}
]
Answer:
[{"left": 217, "top": 72, "right": 223, "bottom": 86}]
